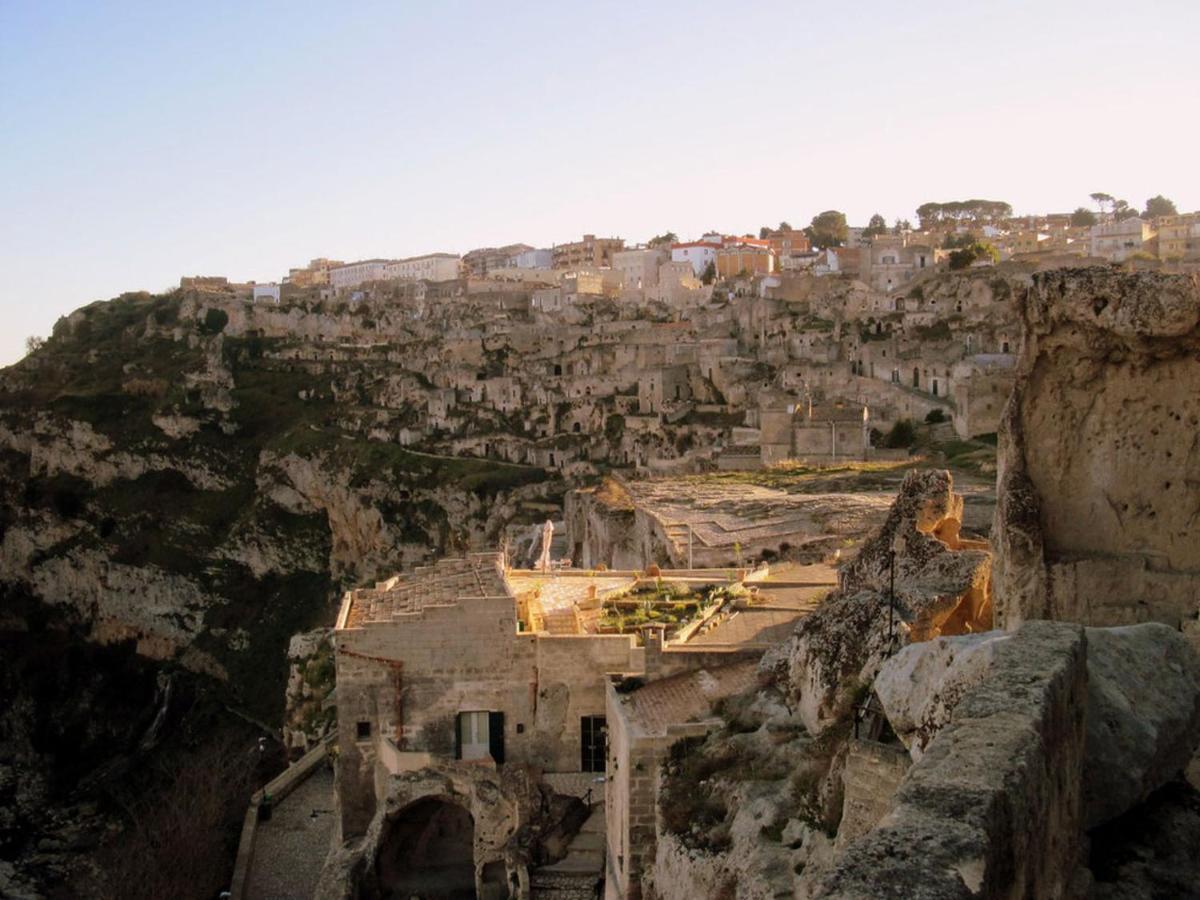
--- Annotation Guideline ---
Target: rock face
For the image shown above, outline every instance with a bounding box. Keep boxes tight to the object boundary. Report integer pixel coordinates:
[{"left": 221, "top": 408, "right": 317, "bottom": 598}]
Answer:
[
  {"left": 816, "top": 622, "right": 1089, "bottom": 900},
  {"left": 873, "top": 622, "right": 1200, "bottom": 830},
  {"left": 992, "top": 268, "right": 1200, "bottom": 639},
  {"left": 1083, "top": 623, "right": 1200, "bottom": 828},
  {"left": 762, "top": 469, "right": 992, "bottom": 733},
  {"left": 873, "top": 631, "right": 1010, "bottom": 760}
]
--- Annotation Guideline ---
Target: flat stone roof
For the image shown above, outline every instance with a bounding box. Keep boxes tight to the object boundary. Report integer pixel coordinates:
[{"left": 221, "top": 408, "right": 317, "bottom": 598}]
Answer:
[{"left": 340, "top": 552, "right": 510, "bottom": 629}]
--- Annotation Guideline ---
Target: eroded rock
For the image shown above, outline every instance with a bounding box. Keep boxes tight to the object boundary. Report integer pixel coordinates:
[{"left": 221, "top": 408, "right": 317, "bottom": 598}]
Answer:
[
  {"left": 992, "top": 268, "right": 1200, "bottom": 639},
  {"left": 761, "top": 469, "right": 992, "bottom": 734},
  {"left": 873, "top": 631, "right": 1010, "bottom": 760},
  {"left": 1083, "top": 622, "right": 1200, "bottom": 828}
]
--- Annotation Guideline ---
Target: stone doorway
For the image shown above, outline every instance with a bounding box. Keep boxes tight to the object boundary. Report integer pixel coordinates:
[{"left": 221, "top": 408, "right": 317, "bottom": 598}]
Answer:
[{"left": 377, "top": 797, "right": 476, "bottom": 899}]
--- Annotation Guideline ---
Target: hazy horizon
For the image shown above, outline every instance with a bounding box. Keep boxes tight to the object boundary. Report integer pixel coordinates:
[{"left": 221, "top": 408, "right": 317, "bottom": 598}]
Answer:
[{"left": 2, "top": 0, "right": 1197, "bottom": 365}]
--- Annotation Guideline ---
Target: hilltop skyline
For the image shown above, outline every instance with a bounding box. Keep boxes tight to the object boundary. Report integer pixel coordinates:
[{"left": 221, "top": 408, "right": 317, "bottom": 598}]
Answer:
[{"left": 2, "top": 0, "right": 1198, "bottom": 365}]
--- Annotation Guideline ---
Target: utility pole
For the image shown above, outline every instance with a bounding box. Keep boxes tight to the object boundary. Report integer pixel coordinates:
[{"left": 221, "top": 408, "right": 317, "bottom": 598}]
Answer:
[{"left": 888, "top": 548, "right": 896, "bottom": 650}]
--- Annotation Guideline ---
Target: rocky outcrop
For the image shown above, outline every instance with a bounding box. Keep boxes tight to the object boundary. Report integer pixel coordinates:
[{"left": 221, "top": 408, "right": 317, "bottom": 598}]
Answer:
[
  {"left": 1083, "top": 623, "right": 1200, "bottom": 828},
  {"left": 816, "top": 621, "right": 1089, "bottom": 900},
  {"left": 762, "top": 469, "right": 992, "bottom": 733},
  {"left": 992, "top": 268, "right": 1200, "bottom": 639},
  {"left": 873, "top": 622, "right": 1200, "bottom": 830},
  {"left": 872, "top": 630, "right": 1010, "bottom": 760}
]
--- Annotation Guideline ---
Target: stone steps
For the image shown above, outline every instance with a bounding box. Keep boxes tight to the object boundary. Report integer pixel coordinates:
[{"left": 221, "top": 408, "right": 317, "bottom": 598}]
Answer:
[{"left": 530, "top": 805, "right": 605, "bottom": 898}]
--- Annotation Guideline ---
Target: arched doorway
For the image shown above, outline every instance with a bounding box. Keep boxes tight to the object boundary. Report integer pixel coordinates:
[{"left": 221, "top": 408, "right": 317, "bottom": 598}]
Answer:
[{"left": 377, "top": 797, "right": 476, "bottom": 899}]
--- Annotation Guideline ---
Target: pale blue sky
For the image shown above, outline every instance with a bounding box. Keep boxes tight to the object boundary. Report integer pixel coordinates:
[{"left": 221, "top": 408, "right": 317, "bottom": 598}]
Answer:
[{"left": 1, "top": 0, "right": 1197, "bottom": 365}]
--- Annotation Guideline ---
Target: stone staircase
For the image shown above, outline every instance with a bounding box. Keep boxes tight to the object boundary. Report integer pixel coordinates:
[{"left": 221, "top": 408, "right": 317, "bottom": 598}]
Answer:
[
  {"left": 540, "top": 605, "right": 583, "bottom": 635},
  {"left": 530, "top": 802, "right": 605, "bottom": 898}
]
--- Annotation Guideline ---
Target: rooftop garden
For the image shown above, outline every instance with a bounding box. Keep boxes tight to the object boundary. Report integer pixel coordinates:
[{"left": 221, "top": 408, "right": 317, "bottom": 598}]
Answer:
[{"left": 595, "top": 580, "right": 750, "bottom": 636}]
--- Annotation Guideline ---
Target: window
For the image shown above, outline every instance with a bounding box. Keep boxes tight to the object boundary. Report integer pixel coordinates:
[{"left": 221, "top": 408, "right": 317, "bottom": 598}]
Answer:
[
  {"left": 456, "top": 710, "right": 505, "bottom": 763},
  {"left": 581, "top": 716, "right": 607, "bottom": 772},
  {"left": 356, "top": 720, "right": 372, "bottom": 740}
]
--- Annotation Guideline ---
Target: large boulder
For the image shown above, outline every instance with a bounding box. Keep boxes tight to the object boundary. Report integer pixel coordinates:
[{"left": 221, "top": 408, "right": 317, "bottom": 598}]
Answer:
[
  {"left": 872, "top": 621, "right": 1200, "bottom": 831},
  {"left": 873, "top": 631, "right": 1010, "bottom": 760},
  {"left": 1083, "top": 623, "right": 1200, "bottom": 828}
]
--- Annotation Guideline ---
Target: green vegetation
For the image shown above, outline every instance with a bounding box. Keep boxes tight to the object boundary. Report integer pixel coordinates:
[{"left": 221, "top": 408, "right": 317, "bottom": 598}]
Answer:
[
  {"left": 806, "top": 209, "right": 848, "bottom": 248},
  {"left": 200, "top": 307, "right": 229, "bottom": 335},
  {"left": 1071, "top": 207, "right": 1098, "bottom": 228},
  {"left": 883, "top": 419, "right": 917, "bottom": 448},
  {"left": 924, "top": 408, "right": 947, "bottom": 424},
  {"left": 948, "top": 241, "right": 1000, "bottom": 270},
  {"left": 1143, "top": 194, "right": 1177, "bottom": 218},
  {"left": 916, "top": 199, "right": 1012, "bottom": 229}
]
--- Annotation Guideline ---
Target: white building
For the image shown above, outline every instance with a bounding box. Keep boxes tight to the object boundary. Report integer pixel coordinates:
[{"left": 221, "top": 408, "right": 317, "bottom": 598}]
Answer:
[
  {"left": 384, "top": 253, "right": 461, "bottom": 283},
  {"left": 251, "top": 282, "right": 281, "bottom": 303},
  {"left": 670, "top": 236, "right": 721, "bottom": 276},
  {"left": 329, "top": 260, "right": 390, "bottom": 290},
  {"left": 512, "top": 247, "right": 553, "bottom": 268},
  {"left": 1089, "top": 218, "right": 1154, "bottom": 262}
]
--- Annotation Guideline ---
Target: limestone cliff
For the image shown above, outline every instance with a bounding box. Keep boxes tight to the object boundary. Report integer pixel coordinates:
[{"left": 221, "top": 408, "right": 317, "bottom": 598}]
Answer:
[
  {"left": 992, "top": 268, "right": 1200, "bottom": 638},
  {"left": 0, "top": 290, "right": 560, "bottom": 896}
]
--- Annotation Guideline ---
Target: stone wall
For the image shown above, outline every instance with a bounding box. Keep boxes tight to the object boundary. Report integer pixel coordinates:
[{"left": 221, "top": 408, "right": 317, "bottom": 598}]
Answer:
[
  {"left": 992, "top": 269, "right": 1200, "bottom": 641},
  {"left": 833, "top": 740, "right": 912, "bottom": 849}
]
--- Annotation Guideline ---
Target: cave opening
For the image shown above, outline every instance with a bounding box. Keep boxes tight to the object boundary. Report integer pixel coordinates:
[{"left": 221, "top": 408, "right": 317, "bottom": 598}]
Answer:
[{"left": 377, "top": 796, "right": 476, "bottom": 899}]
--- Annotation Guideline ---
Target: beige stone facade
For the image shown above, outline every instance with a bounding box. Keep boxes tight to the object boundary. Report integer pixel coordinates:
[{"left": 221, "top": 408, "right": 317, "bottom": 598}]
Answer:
[{"left": 553, "top": 234, "right": 624, "bottom": 269}]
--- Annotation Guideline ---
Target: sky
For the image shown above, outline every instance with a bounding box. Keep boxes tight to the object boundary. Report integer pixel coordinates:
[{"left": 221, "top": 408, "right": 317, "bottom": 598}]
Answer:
[{"left": 1, "top": 0, "right": 1197, "bottom": 365}]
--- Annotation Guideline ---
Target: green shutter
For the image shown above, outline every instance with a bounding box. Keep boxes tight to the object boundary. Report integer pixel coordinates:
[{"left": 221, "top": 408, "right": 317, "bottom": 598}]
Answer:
[{"left": 488, "top": 711, "right": 505, "bottom": 764}]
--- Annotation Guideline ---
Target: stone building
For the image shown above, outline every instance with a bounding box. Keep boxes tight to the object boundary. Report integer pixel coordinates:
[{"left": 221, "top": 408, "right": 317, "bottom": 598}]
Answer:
[
  {"left": 1088, "top": 217, "right": 1155, "bottom": 261},
  {"left": 463, "top": 243, "right": 534, "bottom": 277},
  {"left": 553, "top": 234, "right": 625, "bottom": 269},
  {"left": 329, "top": 553, "right": 777, "bottom": 896},
  {"left": 759, "top": 391, "right": 870, "bottom": 465}
]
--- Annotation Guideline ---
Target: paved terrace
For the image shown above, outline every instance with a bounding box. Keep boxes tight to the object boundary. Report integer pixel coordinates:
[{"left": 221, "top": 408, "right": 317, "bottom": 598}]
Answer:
[{"left": 622, "top": 478, "right": 892, "bottom": 561}]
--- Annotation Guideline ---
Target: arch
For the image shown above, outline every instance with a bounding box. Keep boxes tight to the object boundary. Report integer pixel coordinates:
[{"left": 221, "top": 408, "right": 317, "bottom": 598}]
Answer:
[{"left": 377, "top": 796, "right": 475, "bottom": 899}]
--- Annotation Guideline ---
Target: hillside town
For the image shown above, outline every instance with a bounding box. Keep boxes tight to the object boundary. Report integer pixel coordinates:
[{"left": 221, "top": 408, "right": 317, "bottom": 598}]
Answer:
[
  {"left": 3, "top": 197, "right": 1199, "bottom": 900},
  {"left": 172, "top": 197, "right": 1197, "bottom": 483}
]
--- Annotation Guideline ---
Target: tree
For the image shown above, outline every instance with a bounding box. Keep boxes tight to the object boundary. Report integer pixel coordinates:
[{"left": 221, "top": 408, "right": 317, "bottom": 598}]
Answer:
[
  {"left": 1070, "top": 207, "right": 1098, "bottom": 228},
  {"left": 863, "top": 213, "right": 887, "bottom": 238},
  {"left": 1143, "top": 195, "right": 1178, "bottom": 218},
  {"left": 648, "top": 231, "right": 678, "bottom": 247},
  {"left": 1112, "top": 199, "right": 1139, "bottom": 221},
  {"left": 884, "top": 419, "right": 917, "bottom": 448},
  {"left": 778, "top": 220, "right": 792, "bottom": 232},
  {"left": 24, "top": 335, "right": 44, "bottom": 355},
  {"left": 948, "top": 241, "right": 999, "bottom": 270},
  {"left": 915, "top": 199, "right": 1011, "bottom": 228},
  {"left": 1089, "top": 192, "right": 1114, "bottom": 215},
  {"left": 759, "top": 226, "right": 772, "bottom": 239},
  {"left": 700, "top": 261, "right": 716, "bottom": 285},
  {"left": 807, "top": 210, "right": 848, "bottom": 248},
  {"left": 893, "top": 218, "right": 912, "bottom": 234},
  {"left": 943, "top": 232, "right": 978, "bottom": 249}
]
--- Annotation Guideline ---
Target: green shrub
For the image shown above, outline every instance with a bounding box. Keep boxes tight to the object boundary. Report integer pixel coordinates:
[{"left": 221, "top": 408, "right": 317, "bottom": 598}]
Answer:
[
  {"left": 201, "top": 308, "right": 229, "bottom": 335},
  {"left": 884, "top": 419, "right": 916, "bottom": 448},
  {"left": 925, "top": 409, "right": 946, "bottom": 424}
]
